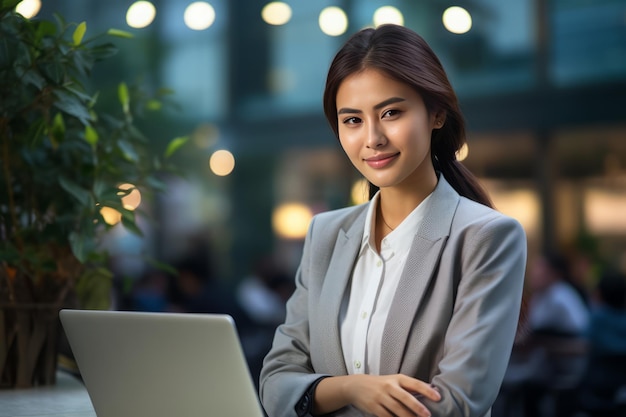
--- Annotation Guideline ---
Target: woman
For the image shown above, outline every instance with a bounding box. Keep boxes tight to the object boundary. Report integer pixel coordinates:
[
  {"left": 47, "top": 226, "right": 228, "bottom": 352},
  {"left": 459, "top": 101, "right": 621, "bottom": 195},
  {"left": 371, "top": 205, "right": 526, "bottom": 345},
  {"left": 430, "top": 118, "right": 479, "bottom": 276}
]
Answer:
[{"left": 260, "top": 24, "right": 527, "bottom": 417}]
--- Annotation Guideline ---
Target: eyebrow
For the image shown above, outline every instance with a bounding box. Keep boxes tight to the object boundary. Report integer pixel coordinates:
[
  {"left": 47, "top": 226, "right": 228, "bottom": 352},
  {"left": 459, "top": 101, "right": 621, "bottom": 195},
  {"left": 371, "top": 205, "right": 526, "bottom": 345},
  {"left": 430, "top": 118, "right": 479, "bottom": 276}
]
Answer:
[{"left": 337, "top": 96, "right": 406, "bottom": 115}]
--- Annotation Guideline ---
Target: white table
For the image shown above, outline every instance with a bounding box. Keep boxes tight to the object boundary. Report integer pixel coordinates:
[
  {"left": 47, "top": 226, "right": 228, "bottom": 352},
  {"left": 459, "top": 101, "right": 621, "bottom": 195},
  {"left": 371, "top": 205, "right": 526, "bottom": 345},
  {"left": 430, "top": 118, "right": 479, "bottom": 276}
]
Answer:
[{"left": 0, "top": 371, "right": 96, "bottom": 417}]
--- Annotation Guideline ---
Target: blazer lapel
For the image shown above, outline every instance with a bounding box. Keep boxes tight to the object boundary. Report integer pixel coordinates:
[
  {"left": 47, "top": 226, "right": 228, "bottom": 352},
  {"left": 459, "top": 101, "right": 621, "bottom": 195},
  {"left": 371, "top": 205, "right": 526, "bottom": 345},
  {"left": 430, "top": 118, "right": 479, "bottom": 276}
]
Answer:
[
  {"left": 318, "top": 208, "right": 367, "bottom": 375},
  {"left": 380, "top": 177, "right": 460, "bottom": 375}
]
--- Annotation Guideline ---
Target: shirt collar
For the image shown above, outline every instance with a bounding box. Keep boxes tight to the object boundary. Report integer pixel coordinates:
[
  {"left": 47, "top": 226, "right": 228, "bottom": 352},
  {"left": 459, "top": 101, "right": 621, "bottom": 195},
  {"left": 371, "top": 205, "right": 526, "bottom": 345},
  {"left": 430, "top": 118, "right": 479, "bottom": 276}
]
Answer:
[{"left": 360, "top": 189, "right": 435, "bottom": 253}]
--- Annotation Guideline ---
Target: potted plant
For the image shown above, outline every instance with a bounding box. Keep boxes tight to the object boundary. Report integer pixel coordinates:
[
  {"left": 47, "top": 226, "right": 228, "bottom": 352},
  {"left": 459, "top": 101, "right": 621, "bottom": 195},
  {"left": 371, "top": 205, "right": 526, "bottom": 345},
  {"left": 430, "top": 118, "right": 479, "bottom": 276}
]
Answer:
[{"left": 0, "top": 1, "right": 188, "bottom": 388}]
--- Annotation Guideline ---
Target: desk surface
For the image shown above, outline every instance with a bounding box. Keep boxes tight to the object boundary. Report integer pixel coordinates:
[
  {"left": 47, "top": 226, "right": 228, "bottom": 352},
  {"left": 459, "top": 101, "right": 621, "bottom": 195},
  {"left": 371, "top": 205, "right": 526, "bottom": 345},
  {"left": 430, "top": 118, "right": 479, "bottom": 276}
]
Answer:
[{"left": 0, "top": 371, "right": 96, "bottom": 417}]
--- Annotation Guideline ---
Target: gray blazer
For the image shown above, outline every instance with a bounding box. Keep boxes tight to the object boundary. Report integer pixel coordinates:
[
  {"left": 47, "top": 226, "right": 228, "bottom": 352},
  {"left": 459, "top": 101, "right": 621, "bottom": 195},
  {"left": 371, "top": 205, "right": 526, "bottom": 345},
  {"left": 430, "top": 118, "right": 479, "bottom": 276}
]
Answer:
[{"left": 260, "top": 176, "right": 527, "bottom": 417}]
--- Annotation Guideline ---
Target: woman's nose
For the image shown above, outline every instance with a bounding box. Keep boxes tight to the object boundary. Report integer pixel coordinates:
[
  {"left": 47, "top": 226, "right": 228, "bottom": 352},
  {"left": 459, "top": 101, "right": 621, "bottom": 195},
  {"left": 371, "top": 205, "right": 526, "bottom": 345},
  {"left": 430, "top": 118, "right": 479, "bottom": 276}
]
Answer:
[{"left": 366, "top": 123, "right": 387, "bottom": 148}]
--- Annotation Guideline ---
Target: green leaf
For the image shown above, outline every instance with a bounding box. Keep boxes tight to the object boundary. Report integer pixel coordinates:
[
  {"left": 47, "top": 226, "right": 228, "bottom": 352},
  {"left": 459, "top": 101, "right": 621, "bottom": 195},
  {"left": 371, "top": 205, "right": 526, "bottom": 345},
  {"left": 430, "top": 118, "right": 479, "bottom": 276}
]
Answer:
[
  {"left": 106, "top": 28, "right": 134, "bottom": 39},
  {"left": 73, "top": 21, "right": 87, "bottom": 46},
  {"left": 164, "top": 136, "right": 188, "bottom": 158},
  {"left": 71, "top": 49, "right": 94, "bottom": 77},
  {"left": 69, "top": 231, "right": 90, "bottom": 263},
  {"left": 146, "top": 99, "right": 162, "bottom": 111},
  {"left": 85, "top": 124, "right": 98, "bottom": 146},
  {"left": 118, "top": 82, "right": 129, "bottom": 114},
  {"left": 13, "top": 42, "right": 31, "bottom": 69},
  {"left": 121, "top": 210, "right": 143, "bottom": 236},
  {"left": 65, "top": 85, "right": 94, "bottom": 103},
  {"left": 41, "top": 59, "right": 64, "bottom": 84},
  {"left": 75, "top": 267, "right": 113, "bottom": 310},
  {"left": 58, "top": 175, "right": 91, "bottom": 205},
  {"left": 4, "top": 0, "right": 22, "bottom": 10},
  {"left": 118, "top": 140, "right": 139, "bottom": 162},
  {"left": 156, "top": 87, "right": 176, "bottom": 96},
  {"left": 52, "top": 88, "right": 93, "bottom": 125},
  {"left": 89, "top": 43, "right": 118, "bottom": 60},
  {"left": 19, "top": 68, "right": 46, "bottom": 90},
  {"left": 35, "top": 20, "right": 56, "bottom": 41},
  {"left": 50, "top": 112, "right": 65, "bottom": 146}
]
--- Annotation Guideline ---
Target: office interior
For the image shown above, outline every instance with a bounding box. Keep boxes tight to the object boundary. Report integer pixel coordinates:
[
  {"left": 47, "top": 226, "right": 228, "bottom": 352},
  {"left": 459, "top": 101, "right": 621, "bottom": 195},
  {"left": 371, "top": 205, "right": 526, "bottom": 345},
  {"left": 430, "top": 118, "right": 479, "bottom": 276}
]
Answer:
[{"left": 27, "top": 0, "right": 625, "bottom": 287}]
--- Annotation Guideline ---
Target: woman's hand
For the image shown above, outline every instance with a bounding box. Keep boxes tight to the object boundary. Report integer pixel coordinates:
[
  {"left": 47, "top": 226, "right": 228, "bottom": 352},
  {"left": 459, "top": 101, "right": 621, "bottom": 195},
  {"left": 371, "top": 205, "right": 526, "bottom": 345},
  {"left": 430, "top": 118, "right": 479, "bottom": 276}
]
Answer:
[{"left": 314, "top": 374, "right": 441, "bottom": 417}]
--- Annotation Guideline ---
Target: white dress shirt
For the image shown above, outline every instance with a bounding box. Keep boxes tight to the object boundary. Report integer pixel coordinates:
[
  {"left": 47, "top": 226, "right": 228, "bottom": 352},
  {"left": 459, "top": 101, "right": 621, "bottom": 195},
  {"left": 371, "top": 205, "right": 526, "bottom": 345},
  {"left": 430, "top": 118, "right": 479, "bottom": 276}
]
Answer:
[{"left": 340, "top": 191, "right": 432, "bottom": 375}]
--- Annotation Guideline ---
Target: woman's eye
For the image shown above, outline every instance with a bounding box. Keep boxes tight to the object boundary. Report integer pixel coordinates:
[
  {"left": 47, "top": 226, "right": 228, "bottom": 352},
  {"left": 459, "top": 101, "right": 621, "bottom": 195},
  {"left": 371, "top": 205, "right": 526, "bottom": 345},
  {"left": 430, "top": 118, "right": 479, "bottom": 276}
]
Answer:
[
  {"left": 343, "top": 117, "right": 361, "bottom": 124},
  {"left": 382, "top": 109, "right": 400, "bottom": 118}
]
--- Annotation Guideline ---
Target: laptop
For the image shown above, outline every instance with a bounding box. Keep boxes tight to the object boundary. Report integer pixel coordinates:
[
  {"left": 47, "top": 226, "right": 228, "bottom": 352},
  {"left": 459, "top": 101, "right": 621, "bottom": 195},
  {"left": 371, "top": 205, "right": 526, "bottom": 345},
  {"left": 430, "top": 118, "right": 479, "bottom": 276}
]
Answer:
[{"left": 59, "top": 309, "right": 266, "bottom": 417}]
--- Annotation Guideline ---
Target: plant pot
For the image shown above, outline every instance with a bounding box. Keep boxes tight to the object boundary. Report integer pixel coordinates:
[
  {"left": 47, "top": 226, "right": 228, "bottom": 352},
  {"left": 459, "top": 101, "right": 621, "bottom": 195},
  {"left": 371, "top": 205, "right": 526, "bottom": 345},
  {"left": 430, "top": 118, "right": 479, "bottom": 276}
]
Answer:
[{"left": 0, "top": 303, "right": 61, "bottom": 389}]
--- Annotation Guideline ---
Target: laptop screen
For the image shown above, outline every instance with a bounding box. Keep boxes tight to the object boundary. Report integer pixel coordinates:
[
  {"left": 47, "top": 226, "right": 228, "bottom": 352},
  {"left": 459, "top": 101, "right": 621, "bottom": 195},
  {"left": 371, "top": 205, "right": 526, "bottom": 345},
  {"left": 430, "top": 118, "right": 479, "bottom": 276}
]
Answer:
[{"left": 60, "top": 309, "right": 265, "bottom": 417}]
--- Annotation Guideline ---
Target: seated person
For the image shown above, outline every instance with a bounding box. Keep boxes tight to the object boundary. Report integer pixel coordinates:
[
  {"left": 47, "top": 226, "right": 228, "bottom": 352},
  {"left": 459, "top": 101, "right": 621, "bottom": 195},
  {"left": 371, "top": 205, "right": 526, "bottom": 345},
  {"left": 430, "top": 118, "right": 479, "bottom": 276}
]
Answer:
[
  {"left": 577, "top": 269, "right": 626, "bottom": 417},
  {"left": 521, "top": 251, "right": 591, "bottom": 417}
]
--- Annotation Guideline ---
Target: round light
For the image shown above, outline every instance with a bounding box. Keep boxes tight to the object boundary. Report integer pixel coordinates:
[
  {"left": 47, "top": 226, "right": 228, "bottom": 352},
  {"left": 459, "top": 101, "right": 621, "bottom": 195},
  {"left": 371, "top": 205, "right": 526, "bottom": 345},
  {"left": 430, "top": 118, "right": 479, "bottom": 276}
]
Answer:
[
  {"left": 272, "top": 203, "right": 313, "bottom": 239},
  {"left": 456, "top": 143, "right": 469, "bottom": 161},
  {"left": 126, "top": 1, "right": 156, "bottom": 29},
  {"left": 262, "top": 2, "right": 292, "bottom": 26},
  {"left": 442, "top": 6, "right": 472, "bottom": 34},
  {"left": 350, "top": 178, "right": 369, "bottom": 205},
  {"left": 15, "top": 0, "right": 41, "bottom": 19},
  {"left": 209, "top": 150, "right": 235, "bottom": 176},
  {"left": 118, "top": 183, "right": 142, "bottom": 210},
  {"left": 319, "top": 7, "right": 348, "bottom": 37},
  {"left": 373, "top": 6, "right": 404, "bottom": 27},
  {"left": 184, "top": 2, "right": 216, "bottom": 30},
  {"left": 100, "top": 207, "right": 122, "bottom": 225}
]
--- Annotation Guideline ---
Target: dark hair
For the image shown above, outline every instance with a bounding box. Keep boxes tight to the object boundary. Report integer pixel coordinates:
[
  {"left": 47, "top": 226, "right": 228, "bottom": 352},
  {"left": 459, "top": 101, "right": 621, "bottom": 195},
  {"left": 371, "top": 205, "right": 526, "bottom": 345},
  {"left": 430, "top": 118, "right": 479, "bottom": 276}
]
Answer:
[{"left": 323, "top": 24, "right": 492, "bottom": 207}]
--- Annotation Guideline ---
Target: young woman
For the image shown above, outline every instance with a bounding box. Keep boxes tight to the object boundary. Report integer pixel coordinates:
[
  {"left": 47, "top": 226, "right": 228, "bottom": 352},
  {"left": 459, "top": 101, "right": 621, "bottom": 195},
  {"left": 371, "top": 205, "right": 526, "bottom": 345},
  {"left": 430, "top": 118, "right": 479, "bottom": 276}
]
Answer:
[{"left": 259, "top": 24, "right": 527, "bottom": 417}]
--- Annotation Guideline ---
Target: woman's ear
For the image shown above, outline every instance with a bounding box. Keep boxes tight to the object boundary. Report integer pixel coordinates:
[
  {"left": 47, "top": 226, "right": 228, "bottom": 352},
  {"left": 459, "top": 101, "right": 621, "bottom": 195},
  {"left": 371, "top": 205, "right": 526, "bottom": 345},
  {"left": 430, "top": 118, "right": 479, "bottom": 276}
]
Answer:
[{"left": 434, "top": 110, "right": 446, "bottom": 129}]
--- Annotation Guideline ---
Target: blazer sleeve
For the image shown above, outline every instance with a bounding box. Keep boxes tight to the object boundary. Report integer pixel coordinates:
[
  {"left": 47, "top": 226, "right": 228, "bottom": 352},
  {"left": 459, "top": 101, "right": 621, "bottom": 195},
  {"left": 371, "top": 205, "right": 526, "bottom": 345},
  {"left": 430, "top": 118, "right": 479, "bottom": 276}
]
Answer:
[
  {"left": 259, "top": 216, "right": 330, "bottom": 417},
  {"left": 423, "top": 213, "right": 527, "bottom": 416}
]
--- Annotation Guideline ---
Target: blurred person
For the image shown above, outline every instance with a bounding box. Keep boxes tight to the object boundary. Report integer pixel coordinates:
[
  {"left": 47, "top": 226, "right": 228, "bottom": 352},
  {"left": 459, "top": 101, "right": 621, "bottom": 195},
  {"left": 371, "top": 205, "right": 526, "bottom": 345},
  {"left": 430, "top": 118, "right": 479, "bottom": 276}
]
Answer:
[
  {"left": 130, "top": 269, "right": 170, "bottom": 312},
  {"left": 521, "top": 251, "right": 591, "bottom": 417},
  {"left": 166, "top": 245, "right": 245, "bottom": 322},
  {"left": 237, "top": 256, "right": 293, "bottom": 326},
  {"left": 575, "top": 269, "right": 626, "bottom": 417},
  {"left": 236, "top": 256, "right": 296, "bottom": 390},
  {"left": 527, "top": 251, "right": 589, "bottom": 336},
  {"left": 260, "top": 24, "right": 527, "bottom": 417}
]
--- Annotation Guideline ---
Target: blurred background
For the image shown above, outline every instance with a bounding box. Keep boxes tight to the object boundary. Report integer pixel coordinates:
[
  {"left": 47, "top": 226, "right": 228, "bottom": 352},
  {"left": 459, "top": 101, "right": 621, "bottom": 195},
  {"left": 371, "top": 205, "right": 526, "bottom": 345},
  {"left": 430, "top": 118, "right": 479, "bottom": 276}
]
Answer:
[
  {"left": 14, "top": 0, "right": 626, "bottom": 414},
  {"left": 21, "top": 0, "right": 625, "bottom": 292}
]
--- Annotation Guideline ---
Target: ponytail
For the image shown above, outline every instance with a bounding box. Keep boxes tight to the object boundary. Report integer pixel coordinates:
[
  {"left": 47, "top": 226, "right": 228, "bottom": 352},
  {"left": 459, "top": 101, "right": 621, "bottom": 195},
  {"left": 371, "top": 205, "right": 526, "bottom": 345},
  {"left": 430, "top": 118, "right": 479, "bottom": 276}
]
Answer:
[{"left": 435, "top": 158, "right": 493, "bottom": 209}]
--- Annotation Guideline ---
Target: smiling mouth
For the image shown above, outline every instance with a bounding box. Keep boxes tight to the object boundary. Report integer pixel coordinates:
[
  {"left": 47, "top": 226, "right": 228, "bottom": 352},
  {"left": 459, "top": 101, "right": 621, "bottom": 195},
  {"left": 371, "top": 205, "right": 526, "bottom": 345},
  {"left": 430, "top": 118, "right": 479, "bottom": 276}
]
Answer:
[{"left": 364, "top": 153, "right": 399, "bottom": 168}]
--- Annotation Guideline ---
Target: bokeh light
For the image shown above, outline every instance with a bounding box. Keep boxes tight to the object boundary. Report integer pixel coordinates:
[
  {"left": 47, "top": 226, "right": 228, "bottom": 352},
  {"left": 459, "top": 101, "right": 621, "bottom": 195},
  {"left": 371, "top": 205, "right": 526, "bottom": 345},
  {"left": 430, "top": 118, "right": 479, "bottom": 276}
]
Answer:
[
  {"left": 272, "top": 203, "right": 313, "bottom": 239},
  {"left": 262, "top": 2, "right": 292, "bottom": 26},
  {"left": 118, "top": 183, "right": 142, "bottom": 210},
  {"left": 100, "top": 207, "right": 122, "bottom": 226},
  {"left": 373, "top": 6, "right": 404, "bottom": 27},
  {"left": 456, "top": 143, "right": 469, "bottom": 161},
  {"left": 184, "top": 2, "right": 216, "bottom": 30},
  {"left": 15, "top": 0, "right": 41, "bottom": 19},
  {"left": 442, "top": 6, "right": 472, "bottom": 34},
  {"left": 209, "top": 150, "right": 235, "bottom": 176},
  {"left": 319, "top": 7, "right": 348, "bottom": 36},
  {"left": 126, "top": 1, "right": 156, "bottom": 29},
  {"left": 350, "top": 178, "right": 369, "bottom": 205}
]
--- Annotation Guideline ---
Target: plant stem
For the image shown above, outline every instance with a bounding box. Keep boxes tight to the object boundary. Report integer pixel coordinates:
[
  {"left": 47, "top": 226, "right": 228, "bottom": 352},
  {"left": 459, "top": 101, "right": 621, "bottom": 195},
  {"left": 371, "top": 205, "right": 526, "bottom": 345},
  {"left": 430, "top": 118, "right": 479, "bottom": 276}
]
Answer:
[{"left": 0, "top": 118, "right": 23, "bottom": 253}]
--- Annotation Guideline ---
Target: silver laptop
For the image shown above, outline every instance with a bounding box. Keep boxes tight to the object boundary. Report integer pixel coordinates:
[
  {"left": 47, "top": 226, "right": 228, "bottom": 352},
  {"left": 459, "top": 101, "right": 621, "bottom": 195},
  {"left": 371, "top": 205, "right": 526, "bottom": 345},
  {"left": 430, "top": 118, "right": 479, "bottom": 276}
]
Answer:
[{"left": 59, "top": 309, "right": 265, "bottom": 417}]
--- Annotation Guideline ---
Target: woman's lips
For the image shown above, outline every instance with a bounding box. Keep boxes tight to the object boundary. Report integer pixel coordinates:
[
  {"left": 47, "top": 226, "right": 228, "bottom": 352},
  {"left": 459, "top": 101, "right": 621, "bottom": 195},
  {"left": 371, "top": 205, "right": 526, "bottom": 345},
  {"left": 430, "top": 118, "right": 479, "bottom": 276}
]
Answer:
[{"left": 364, "top": 153, "right": 399, "bottom": 168}]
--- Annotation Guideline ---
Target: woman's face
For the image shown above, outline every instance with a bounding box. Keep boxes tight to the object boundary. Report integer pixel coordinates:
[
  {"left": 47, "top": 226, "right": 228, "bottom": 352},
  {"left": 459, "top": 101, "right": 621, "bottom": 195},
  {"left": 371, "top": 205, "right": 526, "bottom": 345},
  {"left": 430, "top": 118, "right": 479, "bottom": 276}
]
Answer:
[{"left": 335, "top": 68, "right": 441, "bottom": 192}]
